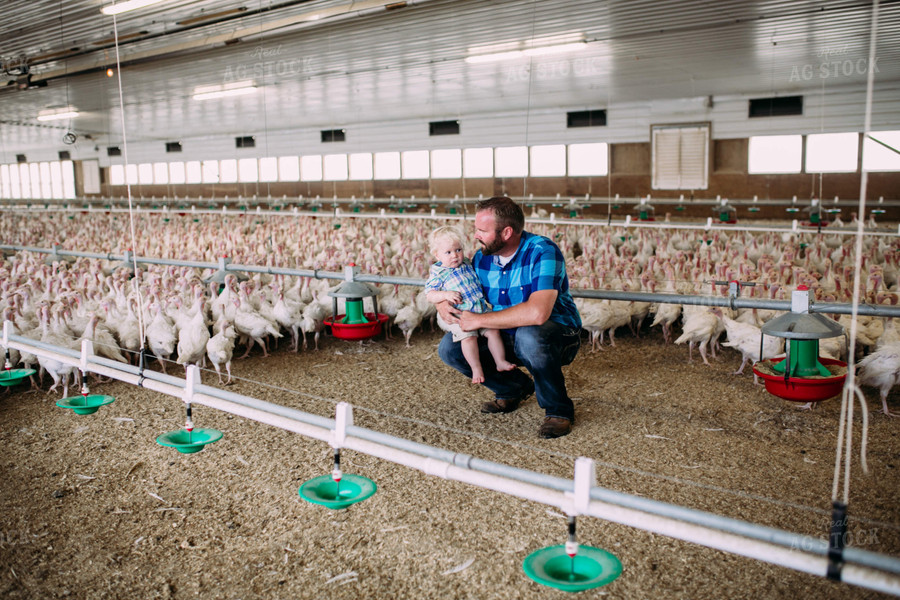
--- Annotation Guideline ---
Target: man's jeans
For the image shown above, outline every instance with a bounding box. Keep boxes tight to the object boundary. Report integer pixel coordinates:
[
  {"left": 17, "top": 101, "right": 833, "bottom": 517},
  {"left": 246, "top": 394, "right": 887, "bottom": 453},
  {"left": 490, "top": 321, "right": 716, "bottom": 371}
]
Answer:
[{"left": 438, "top": 319, "right": 581, "bottom": 421}]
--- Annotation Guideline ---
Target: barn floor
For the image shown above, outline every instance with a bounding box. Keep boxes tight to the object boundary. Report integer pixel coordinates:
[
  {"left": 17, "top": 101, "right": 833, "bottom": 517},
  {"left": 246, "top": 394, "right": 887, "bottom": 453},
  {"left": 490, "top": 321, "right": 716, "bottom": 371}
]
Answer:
[{"left": 0, "top": 326, "right": 898, "bottom": 600}]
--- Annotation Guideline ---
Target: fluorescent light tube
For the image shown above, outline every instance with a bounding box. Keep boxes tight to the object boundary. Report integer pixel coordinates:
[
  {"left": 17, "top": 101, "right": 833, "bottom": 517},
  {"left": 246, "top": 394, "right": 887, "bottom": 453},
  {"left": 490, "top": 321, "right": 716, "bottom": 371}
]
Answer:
[
  {"left": 465, "top": 50, "right": 524, "bottom": 64},
  {"left": 192, "top": 85, "right": 257, "bottom": 101},
  {"left": 523, "top": 42, "right": 586, "bottom": 57},
  {"left": 101, "top": 0, "right": 168, "bottom": 16},
  {"left": 37, "top": 111, "right": 79, "bottom": 122}
]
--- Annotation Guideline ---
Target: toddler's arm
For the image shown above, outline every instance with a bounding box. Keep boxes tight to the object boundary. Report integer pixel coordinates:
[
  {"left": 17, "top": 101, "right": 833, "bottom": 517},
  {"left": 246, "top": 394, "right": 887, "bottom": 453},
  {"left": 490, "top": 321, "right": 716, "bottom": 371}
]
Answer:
[{"left": 426, "top": 290, "right": 462, "bottom": 305}]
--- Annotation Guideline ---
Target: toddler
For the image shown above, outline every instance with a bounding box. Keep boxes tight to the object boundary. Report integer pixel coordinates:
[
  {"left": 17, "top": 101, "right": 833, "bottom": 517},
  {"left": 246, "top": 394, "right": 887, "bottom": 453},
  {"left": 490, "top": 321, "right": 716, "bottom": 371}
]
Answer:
[{"left": 424, "top": 226, "right": 515, "bottom": 383}]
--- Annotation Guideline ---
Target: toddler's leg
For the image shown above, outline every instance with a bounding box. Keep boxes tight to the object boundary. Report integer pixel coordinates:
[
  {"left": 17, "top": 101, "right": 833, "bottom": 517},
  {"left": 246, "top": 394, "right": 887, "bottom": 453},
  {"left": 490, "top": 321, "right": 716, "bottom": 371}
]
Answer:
[
  {"left": 484, "top": 329, "right": 516, "bottom": 372},
  {"left": 461, "top": 336, "right": 486, "bottom": 384}
]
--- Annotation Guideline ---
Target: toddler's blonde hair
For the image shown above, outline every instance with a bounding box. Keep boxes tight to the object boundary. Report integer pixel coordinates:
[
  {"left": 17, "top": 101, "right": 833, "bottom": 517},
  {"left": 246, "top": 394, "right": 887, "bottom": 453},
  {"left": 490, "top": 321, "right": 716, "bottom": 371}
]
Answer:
[{"left": 428, "top": 225, "right": 465, "bottom": 254}]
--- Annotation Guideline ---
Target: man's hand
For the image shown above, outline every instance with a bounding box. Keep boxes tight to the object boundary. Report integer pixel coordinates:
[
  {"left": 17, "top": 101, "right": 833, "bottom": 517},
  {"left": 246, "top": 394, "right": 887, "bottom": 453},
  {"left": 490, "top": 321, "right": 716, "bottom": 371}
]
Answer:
[
  {"left": 457, "top": 310, "right": 481, "bottom": 332},
  {"left": 434, "top": 300, "right": 461, "bottom": 324}
]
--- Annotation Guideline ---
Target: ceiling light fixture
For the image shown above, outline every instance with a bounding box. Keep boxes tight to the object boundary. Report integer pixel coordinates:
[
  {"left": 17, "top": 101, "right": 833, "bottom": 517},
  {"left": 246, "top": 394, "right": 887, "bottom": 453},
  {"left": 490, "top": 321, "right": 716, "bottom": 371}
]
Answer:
[
  {"left": 523, "top": 42, "right": 586, "bottom": 57},
  {"left": 192, "top": 81, "right": 257, "bottom": 101},
  {"left": 37, "top": 109, "right": 79, "bottom": 122},
  {"left": 101, "top": 0, "right": 169, "bottom": 16},
  {"left": 466, "top": 38, "right": 586, "bottom": 64}
]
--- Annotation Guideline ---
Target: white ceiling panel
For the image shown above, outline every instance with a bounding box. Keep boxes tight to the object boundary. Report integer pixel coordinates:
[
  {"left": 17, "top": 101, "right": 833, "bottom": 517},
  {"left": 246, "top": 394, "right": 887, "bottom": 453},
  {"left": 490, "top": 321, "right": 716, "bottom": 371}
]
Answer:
[{"left": 1, "top": 0, "right": 897, "bottom": 160}]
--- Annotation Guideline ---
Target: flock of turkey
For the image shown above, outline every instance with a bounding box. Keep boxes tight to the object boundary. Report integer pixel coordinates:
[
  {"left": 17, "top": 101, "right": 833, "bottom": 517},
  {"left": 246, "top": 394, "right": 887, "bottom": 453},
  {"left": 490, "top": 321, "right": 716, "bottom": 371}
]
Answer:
[{"left": 0, "top": 210, "right": 897, "bottom": 415}]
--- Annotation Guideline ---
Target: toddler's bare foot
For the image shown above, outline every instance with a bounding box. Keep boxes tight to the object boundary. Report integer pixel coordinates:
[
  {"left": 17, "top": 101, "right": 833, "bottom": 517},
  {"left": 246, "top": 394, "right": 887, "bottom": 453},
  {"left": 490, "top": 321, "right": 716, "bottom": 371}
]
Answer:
[
  {"left": 495, "top": 360, "right": 516, "bottom": 372},
  {"left": 471, "top": 369, "right": 485, "bottom": 384}
]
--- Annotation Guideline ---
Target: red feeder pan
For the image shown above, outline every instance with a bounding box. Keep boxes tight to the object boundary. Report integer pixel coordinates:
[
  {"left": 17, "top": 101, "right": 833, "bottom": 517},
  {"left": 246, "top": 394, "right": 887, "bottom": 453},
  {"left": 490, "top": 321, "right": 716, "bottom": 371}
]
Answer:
[
  {"left": 753, "top": 357, "right": 847, "bottom": 403},
  {"left": 325, "top": 313, "right": 388, "bottom": 340}
]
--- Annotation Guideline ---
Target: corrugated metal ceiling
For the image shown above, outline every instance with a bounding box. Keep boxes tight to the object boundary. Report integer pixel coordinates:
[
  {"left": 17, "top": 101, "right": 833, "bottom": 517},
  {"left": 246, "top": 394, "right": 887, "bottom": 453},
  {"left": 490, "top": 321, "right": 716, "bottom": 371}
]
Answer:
[{"left": 0, "top": 0, "right": 896, "bottom": 155}]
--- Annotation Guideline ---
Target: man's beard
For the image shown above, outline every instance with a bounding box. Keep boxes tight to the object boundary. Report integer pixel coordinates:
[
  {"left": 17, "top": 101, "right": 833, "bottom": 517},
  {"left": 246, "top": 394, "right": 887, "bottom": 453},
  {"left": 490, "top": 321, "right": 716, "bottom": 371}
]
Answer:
[{"left": 479, "top": 236, "right": 504, "bottom": 256}]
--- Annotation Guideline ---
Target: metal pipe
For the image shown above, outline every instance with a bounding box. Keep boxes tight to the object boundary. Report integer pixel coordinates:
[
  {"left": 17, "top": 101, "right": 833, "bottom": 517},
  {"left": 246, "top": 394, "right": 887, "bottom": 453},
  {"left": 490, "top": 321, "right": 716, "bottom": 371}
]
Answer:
[
  {"left": 4, "top": 328, "right": 900, "bottom": 595},
  {"left": 3, "top": 242, "right": 898, "bottom": 317}
]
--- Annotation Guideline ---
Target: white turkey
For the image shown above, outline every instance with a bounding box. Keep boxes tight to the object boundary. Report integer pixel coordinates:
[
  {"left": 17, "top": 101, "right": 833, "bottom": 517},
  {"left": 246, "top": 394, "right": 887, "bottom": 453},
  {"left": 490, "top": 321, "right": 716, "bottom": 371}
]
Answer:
[
  {"left": 145, "top": 301, "right": 177, "bottom": 374},
  {"left": 713, "top": 309, "right": 784, "bottom": 383},
  {"left": 674, "top": 307, "right": 722, "bottom": 366},
  {"left": 857, "top": 342, "right": 900, "bottom": 417},
  {"left": 206, "top": 318, "right": 236, "bottom": 385}
]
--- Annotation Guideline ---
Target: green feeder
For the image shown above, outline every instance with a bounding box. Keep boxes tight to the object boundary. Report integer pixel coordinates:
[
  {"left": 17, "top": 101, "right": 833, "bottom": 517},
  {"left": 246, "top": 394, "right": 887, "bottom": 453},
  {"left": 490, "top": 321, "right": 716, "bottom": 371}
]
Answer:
[
  {"left": 760, "top": 285, "right": 845, "bottom": 380},
  {"left": 342, "top": 299, "right": 369, "bottom": 324},
  {"left": 0, "top": 368, "right": 36, "bottom": 387},
  {"left": 156, "top": 428, "right": 222, "bottom": 454},
  {"left": 57, "top": 394, "right": 115, "bottom": 415},
  {"left": 324, "top": 265, "right": 388, "bottom": 340},
  {"left": 809, "top": 212, "right": 821, "bottom": 224},
  {"left": 157, "top": 398, "right": 222, "bottom": 454},
  {"left": 352, "top": 205, "right": 361, "bottom": 213},
  {"left": 299, "top": 409, "right": 377, "bottom": 510},
  {"left": 448, "top": 206, "right": 457, "bottom": 214},
  {"left": 523, "top": 544, "right": 622, "bottom": 592}
]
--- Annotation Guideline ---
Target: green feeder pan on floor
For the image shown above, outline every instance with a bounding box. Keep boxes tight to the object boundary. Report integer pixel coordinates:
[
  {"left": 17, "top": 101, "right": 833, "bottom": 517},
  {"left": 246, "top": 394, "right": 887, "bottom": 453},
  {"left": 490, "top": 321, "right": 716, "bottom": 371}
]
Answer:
[
  {"left": 298, "top": 474, "right": 377, "bottom": 510},
  {"left": 523, "top": 545, "right": 622, "bottom": 592},
  {"left": 56, "top": 394, "right": 115, "bottom": 415},
  {"left": 156, "top": 428, "right": 222, "bottom": 454},
  {"left": 0, "top": 368, "right": 36, "bottom": 387}
]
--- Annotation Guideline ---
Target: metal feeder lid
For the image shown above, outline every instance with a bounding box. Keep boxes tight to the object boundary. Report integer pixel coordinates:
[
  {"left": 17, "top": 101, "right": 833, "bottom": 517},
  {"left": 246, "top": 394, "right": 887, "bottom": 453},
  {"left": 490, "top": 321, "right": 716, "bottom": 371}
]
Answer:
[
  {"left": 327, "top": 280, "right": 380, "bottom": 299},
  {"left": 761, "top": 311, "right": 844, "bottom": 340}
]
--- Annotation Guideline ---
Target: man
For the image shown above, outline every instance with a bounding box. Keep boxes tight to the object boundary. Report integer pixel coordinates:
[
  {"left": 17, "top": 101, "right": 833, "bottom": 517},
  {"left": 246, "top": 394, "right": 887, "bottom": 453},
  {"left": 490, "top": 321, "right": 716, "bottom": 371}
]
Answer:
[{"left": 435, "top": 196, "right": 582, "bottom": 438}]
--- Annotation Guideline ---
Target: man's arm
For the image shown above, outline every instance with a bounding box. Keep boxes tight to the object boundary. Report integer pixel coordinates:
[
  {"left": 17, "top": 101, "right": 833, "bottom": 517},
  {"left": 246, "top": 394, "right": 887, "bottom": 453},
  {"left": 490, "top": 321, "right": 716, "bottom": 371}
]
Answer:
[{"left": 458, "top": 289, "right": 557, "bottom": 331}]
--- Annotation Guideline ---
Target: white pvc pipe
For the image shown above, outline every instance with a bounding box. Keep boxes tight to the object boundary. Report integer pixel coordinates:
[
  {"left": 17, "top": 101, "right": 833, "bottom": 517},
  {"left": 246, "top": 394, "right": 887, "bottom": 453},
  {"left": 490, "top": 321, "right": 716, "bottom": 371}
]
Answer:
[{"left": 4, "top": 329, "right": 899, "bottom": 596}]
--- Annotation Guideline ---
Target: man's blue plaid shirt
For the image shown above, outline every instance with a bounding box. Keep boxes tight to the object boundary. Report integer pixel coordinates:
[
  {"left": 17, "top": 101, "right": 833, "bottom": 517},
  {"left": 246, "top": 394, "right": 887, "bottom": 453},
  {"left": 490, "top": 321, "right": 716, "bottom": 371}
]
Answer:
[{"left": 471, "top": 231, "right": 581, "bottom": 330}]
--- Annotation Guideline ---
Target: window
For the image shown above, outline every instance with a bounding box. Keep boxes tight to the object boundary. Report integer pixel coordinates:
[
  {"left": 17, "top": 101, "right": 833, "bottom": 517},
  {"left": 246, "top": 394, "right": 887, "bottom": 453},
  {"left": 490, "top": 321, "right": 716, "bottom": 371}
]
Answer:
[
  {"left": 109, "top": 165, "right": 125, "bottom": 186},
  {"left": 153, "top": 162, "right": 169, "bottom": 184},
  {"left": 29, "top": 163, "right": 41, "bottom": 198},
  {"left": 107, "top": 146, "right": 122, "bottom": 157},
  {"left": 186, "top": 161, "right": 202, "bottom": 184},
  {"left": 219, "top": 159, "right": 238, "bottom": 183},
  {"left": 201, "top": 160, "right": 219, "bottom": 183},
  {"left": 169, "top": 162, "right": 186, "bottom": 184},
  {"left": 278, "top": 156, "right": 300, "bottom": 181},
  {"left": 863, "top": 131, "right": 900, "bottom": 171},
  {"left": 166, "top": 141, "right": 182, "bottom": 153},
  {"left": 568, "top": 143, "right": 608, "bottom": 176},
  {"left": 806, "top": 132, "right": 858, "bottom": 173},
  {"left": 321, "top": 129, "right": 346, "bottom": 142},
  {"left": 652, "top": 124, "right": 709, "bottom": 189},
  {"left": 9, "top": 164, "right": 21, "bottom": 198},
  {"left": 50, "top": 162, "right": 62, "bottom": 198},
  {"left": 323, "top": 154, "right": 348, "bottom": 181},
  {"left": 530, "top": 144, "right": 566, "bottom": 177},
  {"left": 349, "top": 153, "right": 373, "bottom": 180},
  {"left": 235, "top": 136, "right": 255, "bottom": 148},
  {"left": 238, "top": 158, "right": 259, "bottom": 182},
  {"left": 495, "top": 146, "right": 528, "bottom": 177},
  {"left": 749, "top": 95, "right": 803, "bottom": 118},
  {"left": 567, "top": 109, "right": 606, "bottom": 128},
  {"left": 125, "top": 164, "right": 139, "bottom": 185},
  {"left": 300, "top": 155, "right": 323, "bottom": 181},
  {"left": 50, "top": 162, "right": 64, "bottom": 198},
  {"left": 259, "top": 157, "right": 278, "bottom": 182},
  {"left": 374, "top": 152, "right": 401, "bottom": 179},
  {"left": 39, "top": 162, "right": 52, "bottom": 198},
  {"left": 401, "top": 150, "right": 429, "bottom": 179},
  {"left": 748, "top": 135, "right": 802, "bottom": 174},
  {"left": 18, "top": 164, "right": 31, "bottom": 198},
  {"left": 138, "top": 163, "right": 154, "bottom": 185},
  {"left": 0, "top": 165, "right": 10, "bottom": 198},
  {"left": 429, "top": 120, "right": 460, "bottom": 136},
  {"left": 463, "top": 147, "right": 493, "bottom": 177},
  {"left": 431, "top": 149, "right": 462, "bottom": 178},
  {"left": 61, "top": 160, "right": 76, "bottom": 199}
]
